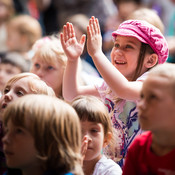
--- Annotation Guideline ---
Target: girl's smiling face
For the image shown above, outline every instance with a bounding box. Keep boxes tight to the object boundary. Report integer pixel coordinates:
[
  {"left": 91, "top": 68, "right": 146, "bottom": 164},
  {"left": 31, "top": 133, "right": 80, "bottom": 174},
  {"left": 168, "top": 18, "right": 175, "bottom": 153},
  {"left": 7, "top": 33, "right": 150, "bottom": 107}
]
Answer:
[{"left": 111, "top": 35, "right": 142, "bottom": 80}]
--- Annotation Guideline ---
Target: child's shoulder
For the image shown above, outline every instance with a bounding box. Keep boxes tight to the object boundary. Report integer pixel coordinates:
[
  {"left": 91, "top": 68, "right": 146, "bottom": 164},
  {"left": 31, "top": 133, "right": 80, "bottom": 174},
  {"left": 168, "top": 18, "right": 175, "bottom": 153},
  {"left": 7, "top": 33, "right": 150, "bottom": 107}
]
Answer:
[{"left": 93, "top": 155, "right": 122, "bottom": 175}]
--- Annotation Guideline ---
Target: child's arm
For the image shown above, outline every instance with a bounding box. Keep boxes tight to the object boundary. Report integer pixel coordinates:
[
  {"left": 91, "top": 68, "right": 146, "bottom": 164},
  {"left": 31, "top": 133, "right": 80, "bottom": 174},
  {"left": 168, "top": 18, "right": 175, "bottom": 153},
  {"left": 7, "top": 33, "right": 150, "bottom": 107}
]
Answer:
[
  {"left": 60, "top": 23, "right": 100, "bottom": 102},
  {"left": 87, "top": 16, "right": 142, "bottom": 101}
]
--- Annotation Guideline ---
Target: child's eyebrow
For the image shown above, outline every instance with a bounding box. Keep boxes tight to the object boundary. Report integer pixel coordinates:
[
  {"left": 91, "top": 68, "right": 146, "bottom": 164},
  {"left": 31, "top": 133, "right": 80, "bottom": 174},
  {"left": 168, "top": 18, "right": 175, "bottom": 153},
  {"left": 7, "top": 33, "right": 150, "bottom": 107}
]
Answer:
[{"left": 15, "top": 86, "right": 28, "bottom": 93}]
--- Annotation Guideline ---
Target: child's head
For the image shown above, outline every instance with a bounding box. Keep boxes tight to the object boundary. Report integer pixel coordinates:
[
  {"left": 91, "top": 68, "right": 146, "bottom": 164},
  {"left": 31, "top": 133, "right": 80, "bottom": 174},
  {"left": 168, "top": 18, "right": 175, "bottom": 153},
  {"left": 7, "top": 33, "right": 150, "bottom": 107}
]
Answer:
[
  {"left": 111, "top": 19, "right": 169, "bottom": 80},
  {"left": 71, "top": 95, "right": 113, "bottom": 161},
  {"left": 0, "top": 52, "right": 30, "bottom": 92},
  {"left": 113, "top": 0, "right": 142, "bottom": 21},
  {"left": 2, "top": 94, "right": 83, "bottom": 175},
  {"left": 138, "top": 63, "right": 175, "bottom": 133},
  {"left": 0, "top": 0, "right": 14, "bottom": 22},
  {"left": 6, "top": 15, "right": 42, "bottom": 53},
  {"left": 0, "top": 72, "right": 55, "bottom": 119},
  {"left": 127, "top": 7, "right": 164, "bottom": 34},
  {"left": 30, "top": 35, "right": 67, "bottom": 97}
]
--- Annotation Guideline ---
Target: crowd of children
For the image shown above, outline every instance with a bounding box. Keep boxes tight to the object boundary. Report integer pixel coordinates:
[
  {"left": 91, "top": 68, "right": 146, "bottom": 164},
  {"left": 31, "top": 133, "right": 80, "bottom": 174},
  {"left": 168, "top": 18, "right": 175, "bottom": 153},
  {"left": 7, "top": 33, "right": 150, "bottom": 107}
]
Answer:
[{"left": 0, "top": 0, "right": 175, "bottom": 174}]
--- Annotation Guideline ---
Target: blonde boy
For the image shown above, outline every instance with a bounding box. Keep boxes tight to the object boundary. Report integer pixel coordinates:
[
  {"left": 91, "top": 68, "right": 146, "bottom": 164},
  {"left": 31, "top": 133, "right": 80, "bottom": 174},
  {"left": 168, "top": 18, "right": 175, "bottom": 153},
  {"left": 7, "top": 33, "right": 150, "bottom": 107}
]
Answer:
[{"left": 123, "top": 63, "right": 175, "bottom": 174}]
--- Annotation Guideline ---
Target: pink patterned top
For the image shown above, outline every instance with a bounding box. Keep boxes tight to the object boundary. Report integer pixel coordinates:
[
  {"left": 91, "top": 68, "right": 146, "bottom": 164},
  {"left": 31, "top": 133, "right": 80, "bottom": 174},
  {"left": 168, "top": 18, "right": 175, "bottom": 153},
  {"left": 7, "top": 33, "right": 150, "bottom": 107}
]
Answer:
[{"left": 96, "top": 72, "right": 148, "bottom": 167}]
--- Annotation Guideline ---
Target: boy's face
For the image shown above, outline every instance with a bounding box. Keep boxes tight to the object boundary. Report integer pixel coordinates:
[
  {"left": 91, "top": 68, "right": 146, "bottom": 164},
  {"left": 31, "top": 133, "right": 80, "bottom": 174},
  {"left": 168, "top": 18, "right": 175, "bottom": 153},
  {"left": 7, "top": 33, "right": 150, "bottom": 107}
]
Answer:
[
  {"left": 2, "top": 120, "right": 39, "bottom": 170},
  {"left": 0, "top": 63, "right": 21, "bottom": 92},
  {"left": 31, "top": 56, "right": 64, "bottom": 96},
  {"left": 138, "top": 75, "right": 175, "bottom": 133}
]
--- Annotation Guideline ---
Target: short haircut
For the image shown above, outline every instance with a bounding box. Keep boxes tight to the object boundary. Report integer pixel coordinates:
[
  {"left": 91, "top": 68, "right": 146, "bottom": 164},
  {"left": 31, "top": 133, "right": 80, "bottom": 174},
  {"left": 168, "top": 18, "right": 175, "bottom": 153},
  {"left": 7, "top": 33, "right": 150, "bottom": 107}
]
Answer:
[{"left": 148, "top": 63, "right": 175, "bottom": 100}]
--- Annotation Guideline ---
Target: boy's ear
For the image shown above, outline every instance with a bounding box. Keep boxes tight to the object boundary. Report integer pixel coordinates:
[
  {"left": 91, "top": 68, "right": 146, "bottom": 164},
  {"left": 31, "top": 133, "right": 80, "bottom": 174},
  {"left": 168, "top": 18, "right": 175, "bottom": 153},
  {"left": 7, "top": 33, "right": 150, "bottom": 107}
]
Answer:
[
  {"left": 103, "top": 132, "right": 112, "bottom": 148},
  {"left": 145, "top": 53, "right": 158, "bottom": 69}
]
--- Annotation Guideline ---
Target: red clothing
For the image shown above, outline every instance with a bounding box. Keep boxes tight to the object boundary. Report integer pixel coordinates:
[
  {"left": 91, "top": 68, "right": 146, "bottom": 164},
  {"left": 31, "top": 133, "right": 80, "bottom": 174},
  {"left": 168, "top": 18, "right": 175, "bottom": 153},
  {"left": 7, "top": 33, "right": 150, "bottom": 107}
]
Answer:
[{"left": 122, "top": 131, "right": 175, "bottom": 175}]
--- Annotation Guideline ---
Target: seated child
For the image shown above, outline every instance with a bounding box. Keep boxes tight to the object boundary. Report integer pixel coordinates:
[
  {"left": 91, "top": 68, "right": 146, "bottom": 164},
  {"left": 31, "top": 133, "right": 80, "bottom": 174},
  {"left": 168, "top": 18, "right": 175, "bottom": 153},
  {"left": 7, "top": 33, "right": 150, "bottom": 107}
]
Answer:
[
  {"left": 122, "top": 63, "right": 175, "bottom": 174},
  {"left": 2, "top": 94, "right": 84, "bottom": 175},
  {"left": 30, "top": 35, "right": 68, "bottom": 98},
  {"left": 0, "top": 52, "right": 30, "bottom": 96},
  {"left": 0, "top": 72, "right": 55, "bottom": 175},
  {"left": 71, "top": 95, "right": 122, "bottom": 175}
]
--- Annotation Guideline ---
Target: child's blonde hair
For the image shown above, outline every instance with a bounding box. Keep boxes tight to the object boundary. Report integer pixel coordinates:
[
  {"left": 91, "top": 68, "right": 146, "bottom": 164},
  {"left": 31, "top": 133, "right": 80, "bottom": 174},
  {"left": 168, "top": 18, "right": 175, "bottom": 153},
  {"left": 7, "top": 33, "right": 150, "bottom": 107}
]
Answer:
[
  {"left": 3, "top": 72, "right": 55, "bottom": 96},
  {"left": 3, "top": 94, "right": 83, "bottom": 175},
  {"left": 7, "top": 15, "right": 42, "bottom": 49},
  {"left": 148, "top": 63, "right": 175, "bottom": 99},
  {"left": 32, "top": 35, "right": 67, "bottom": 68},
  {"left": 127, "top": 7, "right": 164, "bottom": 34}
]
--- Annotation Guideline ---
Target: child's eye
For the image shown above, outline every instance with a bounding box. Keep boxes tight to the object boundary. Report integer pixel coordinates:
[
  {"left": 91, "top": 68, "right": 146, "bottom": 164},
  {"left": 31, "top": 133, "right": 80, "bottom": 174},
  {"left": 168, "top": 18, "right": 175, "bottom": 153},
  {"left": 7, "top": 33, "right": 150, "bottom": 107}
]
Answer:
[
  {"left": 47, "top": 66, "right": 54, "bottom": 70},
  {"left": 91, "top": 129, "right": 98, "bottom": 133},
  {"left": 16, "top": 91, "right": 24, "bottom": 97},
  {"left": 114, "top": 43, "right": 120, "bottom": 48},
  {"left": 34, "top": 63, "right": 40, "bottom": 69},
  {"left": 4, "top": 88, "right": 10, "bottom": 94},
  {"left": 15, "top": 128, "right": 24, "bottom": 134},
  {"left": 149, "top": 94, "right": 157, "bottom": 100},
  {"left": 125, "top": 45, "right": 133, "bottom": 49},
  {"left": 140, "top": 93, "right": 144, "bottom": 99}
]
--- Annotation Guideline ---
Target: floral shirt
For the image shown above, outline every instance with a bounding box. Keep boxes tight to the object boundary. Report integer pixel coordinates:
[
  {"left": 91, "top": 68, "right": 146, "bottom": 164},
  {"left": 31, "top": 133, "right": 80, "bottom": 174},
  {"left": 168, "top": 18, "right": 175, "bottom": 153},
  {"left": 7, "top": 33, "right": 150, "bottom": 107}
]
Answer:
[{"left": 96, "top": 72, "right": 148, "bottom": 167}]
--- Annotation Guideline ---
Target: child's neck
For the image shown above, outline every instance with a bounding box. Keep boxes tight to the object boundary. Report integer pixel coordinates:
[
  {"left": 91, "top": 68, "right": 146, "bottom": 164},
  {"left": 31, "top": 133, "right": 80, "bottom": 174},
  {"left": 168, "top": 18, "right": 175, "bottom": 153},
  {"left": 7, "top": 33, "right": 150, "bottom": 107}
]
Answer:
[
  {"left": 83, "top": 155, "right": 102, "bottom": 175},
  {"left": 151, "top": 132, "right": 175, "bottom": 156}
]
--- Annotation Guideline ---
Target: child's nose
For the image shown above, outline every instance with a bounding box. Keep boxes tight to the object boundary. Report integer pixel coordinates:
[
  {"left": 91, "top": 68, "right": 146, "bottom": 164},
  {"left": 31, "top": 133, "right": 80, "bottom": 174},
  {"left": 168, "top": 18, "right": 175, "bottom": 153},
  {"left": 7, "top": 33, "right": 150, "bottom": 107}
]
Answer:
[
  {"left": 137, "top": 99, "right": 146, "bottom": 111},
  {"left": 84, "top": 134, "right": 92, "bottom": 142},
  {"left": 36, "top": 69, "right": 44, "bottom": 78},
  {"left": 4, "top": 92, "right": 13, "bottom": 102},
  {"left": 2, "top": 132, "right": 11, "bottom": 145}
]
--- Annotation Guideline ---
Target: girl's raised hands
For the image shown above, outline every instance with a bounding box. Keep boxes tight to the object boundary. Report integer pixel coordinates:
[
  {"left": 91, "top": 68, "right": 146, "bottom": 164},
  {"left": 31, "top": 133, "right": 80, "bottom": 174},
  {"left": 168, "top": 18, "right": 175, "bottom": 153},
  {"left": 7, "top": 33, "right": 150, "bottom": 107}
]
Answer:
[
  {"left": 87, "top": 16, "right": 103, "bottom": 58},
  {"left": 60, "top": 22, "right": 86, "bottom": 61}
]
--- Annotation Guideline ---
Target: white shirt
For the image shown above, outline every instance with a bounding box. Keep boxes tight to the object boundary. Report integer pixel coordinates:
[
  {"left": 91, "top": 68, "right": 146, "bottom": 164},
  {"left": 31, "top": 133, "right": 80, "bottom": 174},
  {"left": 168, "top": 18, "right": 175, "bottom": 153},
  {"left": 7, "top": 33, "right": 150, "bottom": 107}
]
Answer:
[{"left": 92, "top": 155, "right": 122, "bottom": 175}]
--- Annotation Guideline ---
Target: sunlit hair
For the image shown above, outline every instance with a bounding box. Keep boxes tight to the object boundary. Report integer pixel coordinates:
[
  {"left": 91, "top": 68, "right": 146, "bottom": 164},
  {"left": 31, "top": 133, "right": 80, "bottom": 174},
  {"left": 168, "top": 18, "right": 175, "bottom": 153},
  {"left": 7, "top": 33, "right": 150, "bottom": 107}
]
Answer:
[
  {"left": 148, "top": 63, "right": 175, "bottom": 100},
  {"left": 3, "top": 72, "right": 55, "bottom": 96},
  {"left": 7, "top": 15, "right": 42, "bottom": 48},
  {"left": 71, "top": 95, "right": 117, "bottom": 155},
  {"left": 127, "top": 7, "right": 164, "bottom": 34},
  {"left": 31, "top": 35, "right": 67, "bottom": 68},
  {"left": 3, "top": 94, "right": 83, "bottom": 175}
]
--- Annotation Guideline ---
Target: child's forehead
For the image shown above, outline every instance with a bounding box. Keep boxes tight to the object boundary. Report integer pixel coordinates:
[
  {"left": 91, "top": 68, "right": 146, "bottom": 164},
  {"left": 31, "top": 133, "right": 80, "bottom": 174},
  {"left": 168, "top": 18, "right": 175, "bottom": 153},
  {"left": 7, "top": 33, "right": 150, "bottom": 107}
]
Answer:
[
  {"left": 143, "top": 75, "right": 172, "bottom": 94},
  {"left": 81, "top": 120, "right": 103, "bottom": 127},
  {"left": 114, "top": 35, "right": 141, "bottom": 43}
]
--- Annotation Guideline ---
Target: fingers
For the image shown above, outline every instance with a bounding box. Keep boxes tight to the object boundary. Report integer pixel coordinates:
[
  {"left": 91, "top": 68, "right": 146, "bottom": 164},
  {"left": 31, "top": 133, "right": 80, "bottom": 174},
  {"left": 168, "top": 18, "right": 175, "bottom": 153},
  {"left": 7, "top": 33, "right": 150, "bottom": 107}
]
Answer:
[
  {"left": 81, "top": 136, "right": 88, "bottom": 157},
  {"left": 88, "top": 16, "right": 101, "bottom": 37},
  {"left": 62, "top": 22, "right": 75, "bottom": 42}
]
